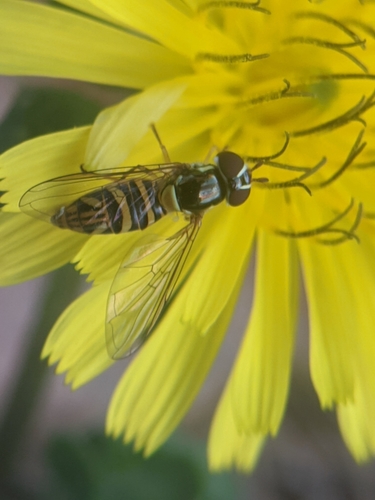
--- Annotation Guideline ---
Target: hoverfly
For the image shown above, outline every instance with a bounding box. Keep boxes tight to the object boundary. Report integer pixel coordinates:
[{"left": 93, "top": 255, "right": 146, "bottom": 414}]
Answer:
[{"left": 20, "top": 125, "right": 267, "bottom": 359}]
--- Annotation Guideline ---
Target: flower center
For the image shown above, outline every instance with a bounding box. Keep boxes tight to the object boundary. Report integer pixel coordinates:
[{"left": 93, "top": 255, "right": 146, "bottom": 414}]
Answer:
[{"left": 193, "top": 4, "right": 375, "bottom": 244}]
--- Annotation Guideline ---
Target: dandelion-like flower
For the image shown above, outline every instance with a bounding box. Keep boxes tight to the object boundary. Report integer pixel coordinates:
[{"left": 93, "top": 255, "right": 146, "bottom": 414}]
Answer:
[{"left": 1, "top": 0, "right": 375, "bottom": 471}]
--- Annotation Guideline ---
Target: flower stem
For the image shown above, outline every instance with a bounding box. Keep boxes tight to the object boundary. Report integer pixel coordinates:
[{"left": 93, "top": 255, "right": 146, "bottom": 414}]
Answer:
[{"left": 0, "top": 265, "right": 83, "bottom": 486}]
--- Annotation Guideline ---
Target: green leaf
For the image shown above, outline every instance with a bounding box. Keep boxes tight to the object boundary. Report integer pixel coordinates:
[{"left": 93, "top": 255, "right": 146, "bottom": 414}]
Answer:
[
  {"left": 45, "top": 436, "right": 94, "bottom": 500},
  {"left": 45, "top": 432, "right": 237, "bottom": 500}
]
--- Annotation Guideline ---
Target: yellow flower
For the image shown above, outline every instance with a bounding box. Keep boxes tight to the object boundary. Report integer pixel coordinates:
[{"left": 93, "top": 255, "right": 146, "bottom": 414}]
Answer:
[{"left": 1, "top": 0, "right": 375, "bottom": 472}]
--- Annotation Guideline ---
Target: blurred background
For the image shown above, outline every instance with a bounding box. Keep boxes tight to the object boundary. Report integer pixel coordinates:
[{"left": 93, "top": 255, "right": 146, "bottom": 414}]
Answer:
[{"left": 1, "top": 73, "right": 375, "bottom": 500}]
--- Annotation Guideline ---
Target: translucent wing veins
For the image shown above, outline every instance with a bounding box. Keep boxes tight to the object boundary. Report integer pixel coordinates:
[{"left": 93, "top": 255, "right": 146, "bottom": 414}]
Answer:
[{"left": 105, "top": 216, "right": 202, "bottom": 359}]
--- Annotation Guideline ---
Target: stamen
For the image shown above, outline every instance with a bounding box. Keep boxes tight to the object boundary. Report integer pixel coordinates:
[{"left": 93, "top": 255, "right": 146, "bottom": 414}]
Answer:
[
  {"left": 241, "top": 79, "right": 314, "bottom": 108},
  {"left": 310, "top": 129, "right": 367, "bottom": 188},
  {"left": 262, "top": 157, "right": 327, "bottom": 194},
  {"left": 274, "top": 198, "right": 362, "bottom": 244},
  {"left": 348, "top": 21, "right": 375, "bottom": 39},
  {"left": 295, "top": 12, "right": 366, "bottom": 47},
  {"left": 285, "top": 12, "right": 367, "bottom": 73},
  {"left": 245, "top": 135, "right": 326, "bottom": 194},
  {"left": 284, "top": 37, "right": 368, "bottom": 73},
  {"left": 264, "top": 161, "right": 315, "bottom": 173},
  {"left": 197, "top": 1, "right": 270, "bottom": 15},
  {"left": 318, "top": 228, "right": 360, "bottom": 244},
  {"left": 246, "top": 162, "right": 269, "bottom": 184},
  {"left": 195, "top": 52, "right": 269, "bottom": 63},
  {"left": 245, "top": 132, "right": 290, "bottom": 162},
  {"left": 265, "top": 181, "right": 312, "bottom": 195},
  {"left": 286, "top": 38, "right": 365, "bottom": 51},
  {"left": 245, "top": 131, "right": 331, "bottom": 195},
  {"left": 319, "top": 203, "right": 363, "bottom": 245},
  {"left": 316, "top": 74, "right": 375, "bottom": 83},
  {"left": 291, "top": 90, "right": 375, "bottom": 136},
  {"left": 354, "top": 160, "right": 375, "bottom": 169}
]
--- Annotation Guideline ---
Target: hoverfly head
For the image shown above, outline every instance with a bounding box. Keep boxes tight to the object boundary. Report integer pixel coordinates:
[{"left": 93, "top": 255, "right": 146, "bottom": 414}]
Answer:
[{"left": 214, "top": 151, "right": 252, "bottom": 207}]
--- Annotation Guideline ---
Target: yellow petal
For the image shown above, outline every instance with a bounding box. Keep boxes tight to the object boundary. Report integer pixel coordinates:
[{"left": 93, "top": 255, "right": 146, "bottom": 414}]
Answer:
[
  {"left": 335, "top": 233, "right": 375, "bottom": 461},
  {"left": 230, "top": 230, "right": 298, "bottom": 435},
  {"left": 1, "top": 127, "right": 91, "bottom": 212},
  {"left": 89, "top": 0, "right": 239, "bottom": 59},
  {"left": 172, "top": 72, "right": 243, "bottom": 109},
  {"left": 122, "top": 105, "right": 222, "bottom": 165},
  {"left": 0, "top": 212, "right": 86, "bottom": 285},
  {"left": 42, "top": 281, "right": 113, "bottom": 388},
  {"left": 85, "top": 80, "right": 188, "bottom": 169},
  {"left": 338, "top": 395, "right": 375, "bottom": 463},
  {"left": 106, "top": 268, "right": 242, "bottom": 455},
  {"left": 208, "top": 379, "right": 265, "bottom": 472},
  {"left": 0, "top": 0, "right": 190, "bottom": 88},
  {"left": 299, "top": 239, "right": 358, "bottom": 407},
  {"left": 178, "top": 173, "right": 266, "bottom": 335},
  {"left": 57, "top": 0, "right": 127, "bottom": 25},
  {"left": 180, "top": 200, "right": 257, "bottom": 335}
]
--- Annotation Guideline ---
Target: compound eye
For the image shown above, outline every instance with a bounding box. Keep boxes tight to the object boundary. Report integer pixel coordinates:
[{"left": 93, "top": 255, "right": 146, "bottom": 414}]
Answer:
[
  {"left": 216, "top": 151, "right": 244, "bottom": 179},
  {"left": 228, "top": 187, "right": 251, "bottom": 207}
]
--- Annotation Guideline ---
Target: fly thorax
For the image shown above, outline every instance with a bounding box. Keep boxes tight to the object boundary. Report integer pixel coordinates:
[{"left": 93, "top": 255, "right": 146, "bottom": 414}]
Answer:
[{"left": 175, "top": 167, "right": 226, "bottom": 213}]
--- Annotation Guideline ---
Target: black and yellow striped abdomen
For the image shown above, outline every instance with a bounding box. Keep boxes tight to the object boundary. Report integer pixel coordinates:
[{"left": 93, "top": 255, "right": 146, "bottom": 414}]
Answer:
[{"left": 51, "top": 179, "right": 166, "bottom": 234}]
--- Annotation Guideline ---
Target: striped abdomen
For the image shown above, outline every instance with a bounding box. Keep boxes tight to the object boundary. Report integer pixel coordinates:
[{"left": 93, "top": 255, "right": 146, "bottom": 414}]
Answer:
[{"left": 51, "top": 179, "right": 166, "bottom": 234}]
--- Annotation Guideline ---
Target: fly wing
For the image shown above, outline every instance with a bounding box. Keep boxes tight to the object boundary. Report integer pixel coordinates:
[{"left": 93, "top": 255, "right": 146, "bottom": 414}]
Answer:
[
  {"left": 105, "top": 217, "right": 201, "bottom": 359},
  {"left": 19, "top": 163, "right": 182, "bottom": 224}
]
